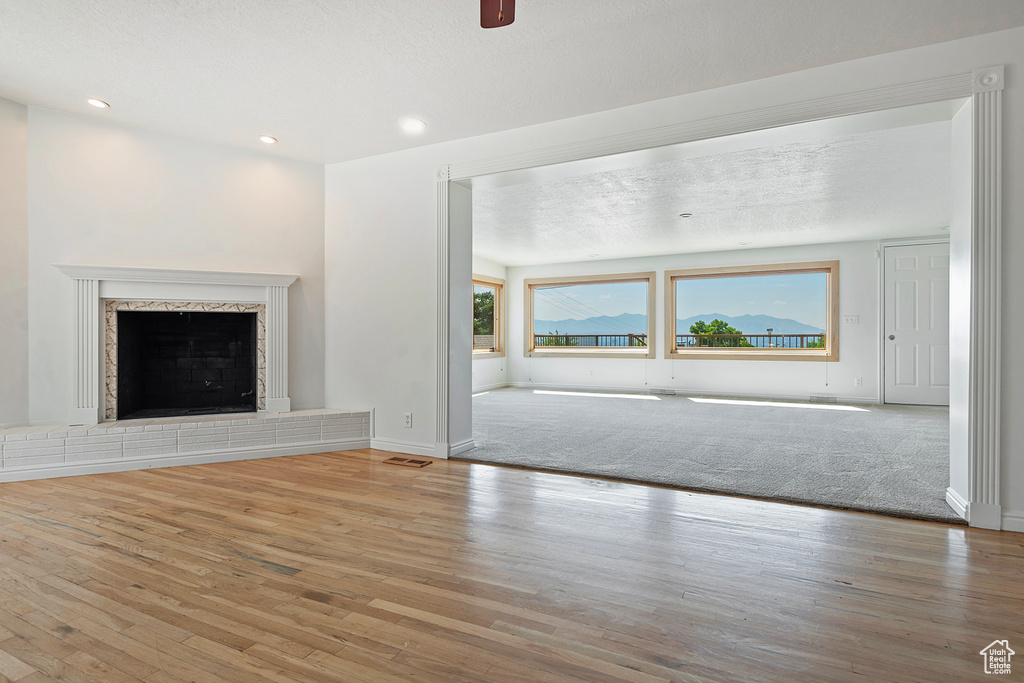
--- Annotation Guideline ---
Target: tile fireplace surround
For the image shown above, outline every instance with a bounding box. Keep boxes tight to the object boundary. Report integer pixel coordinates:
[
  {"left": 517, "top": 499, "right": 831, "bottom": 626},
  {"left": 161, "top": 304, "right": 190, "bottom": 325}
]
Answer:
[
  {"left": 0, "top": 265, "right": 373, "bottom": 483},
  {"left": 104, "top": 299, "right": 268, "bottom": 419}
]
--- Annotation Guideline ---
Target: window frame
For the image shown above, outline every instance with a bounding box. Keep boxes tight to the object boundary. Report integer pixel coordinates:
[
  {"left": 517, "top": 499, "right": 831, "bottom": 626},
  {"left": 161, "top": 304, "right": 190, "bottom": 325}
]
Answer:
[
  {"left": 472, "top": 274, "right": 505, "bottom": 359},
  {"left": 524, "top": 271, "right": 656, "bottom": 359},
  {"left": 665, "top": 260, "right": 839, "bottom": 362}
]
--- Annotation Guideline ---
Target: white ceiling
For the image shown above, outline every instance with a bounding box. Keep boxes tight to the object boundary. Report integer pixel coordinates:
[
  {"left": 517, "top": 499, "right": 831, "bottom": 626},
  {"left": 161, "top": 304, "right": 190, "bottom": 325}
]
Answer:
[
  {"left": 471, "top": 103, "right": 958, "bottom": 266},
  {"left": 0, "top": 1, "right": 1022, "bottom": 164}
]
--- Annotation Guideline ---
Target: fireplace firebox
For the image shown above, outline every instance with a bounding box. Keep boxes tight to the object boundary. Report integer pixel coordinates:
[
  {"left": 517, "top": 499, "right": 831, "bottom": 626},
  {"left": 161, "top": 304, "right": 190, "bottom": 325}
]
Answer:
[{"left": 116, "top": 311, "right": 258, "bottom": 420}]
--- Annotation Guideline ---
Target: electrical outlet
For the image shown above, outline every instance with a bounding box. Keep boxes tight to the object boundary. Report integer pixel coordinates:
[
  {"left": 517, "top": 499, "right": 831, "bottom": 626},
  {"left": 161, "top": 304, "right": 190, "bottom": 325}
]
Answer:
[
  {"left": 403, "top": 412, "right": 412, "bottom": 428},
  {"left": 854, "top": 377, "right": 863, "bottom": 387},
  {"left": 843, "top": 315, "right": 859, "bottom": 325}
]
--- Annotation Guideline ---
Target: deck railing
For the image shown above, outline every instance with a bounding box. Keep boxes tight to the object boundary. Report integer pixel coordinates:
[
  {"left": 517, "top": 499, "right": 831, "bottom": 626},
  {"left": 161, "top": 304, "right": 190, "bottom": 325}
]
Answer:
[
  {"left": 676, "top": 333, "right": 825, "bottom": 349},
  {"left": 473, "top": 335, "right": 495, "bottom": 350},
  {"left": 534, "top": 334, "right": 648, "bottom": 348}
]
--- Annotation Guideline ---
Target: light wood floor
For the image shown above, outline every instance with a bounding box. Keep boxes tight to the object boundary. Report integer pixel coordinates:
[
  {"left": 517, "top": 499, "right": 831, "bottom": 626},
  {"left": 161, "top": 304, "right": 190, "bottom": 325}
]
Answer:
[{"left": 0, "top": 450, "right": 1020, "bottom": 682}]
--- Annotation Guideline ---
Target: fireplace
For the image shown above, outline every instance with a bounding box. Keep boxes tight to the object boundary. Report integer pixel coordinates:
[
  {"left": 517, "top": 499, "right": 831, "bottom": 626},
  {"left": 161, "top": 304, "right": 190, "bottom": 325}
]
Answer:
[
  {"left": 105, "top": 299, "right": 267, "bottom": 420},
  {"left": 55, "top": 264, "right": 297, "bottom": 426},
  {"left": 116, "top": 310, "right": 258, "bottom": 419}
]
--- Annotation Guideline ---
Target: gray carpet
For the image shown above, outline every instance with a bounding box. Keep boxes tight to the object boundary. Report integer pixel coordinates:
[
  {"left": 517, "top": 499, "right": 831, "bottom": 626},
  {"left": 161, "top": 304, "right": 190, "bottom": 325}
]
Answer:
[{"left": 461, "top": 387, "right": 961, "bottom": 523}]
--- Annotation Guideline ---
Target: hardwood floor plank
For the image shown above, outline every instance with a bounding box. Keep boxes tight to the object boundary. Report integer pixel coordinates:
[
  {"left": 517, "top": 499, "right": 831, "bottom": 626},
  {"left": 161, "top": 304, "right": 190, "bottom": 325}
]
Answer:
[
  {"left": 0, "top": 646, "right": 36, "bottom": 681},
  {"left": 68, "top": 617, "right": 231, "bottom": 683},
  {"left": 0, "top": 449, "right": 1020, "bottom": 682}
]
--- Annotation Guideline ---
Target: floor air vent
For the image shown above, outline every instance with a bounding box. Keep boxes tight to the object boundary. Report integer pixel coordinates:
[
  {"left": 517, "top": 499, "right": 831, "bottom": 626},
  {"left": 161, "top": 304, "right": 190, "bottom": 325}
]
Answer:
[
  {"left": 809, "top": 396, "right": 838, "bottom": 404},
  {"left": 384, "top": 457, "right": 433, "bottom": 468},
  {"left": 650, "top": 388, "right": 676, "bottom": 395}
]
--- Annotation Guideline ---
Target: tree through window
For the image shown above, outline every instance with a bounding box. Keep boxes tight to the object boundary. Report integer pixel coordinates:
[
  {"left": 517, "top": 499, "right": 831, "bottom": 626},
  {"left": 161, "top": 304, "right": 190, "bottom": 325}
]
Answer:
[
  {"left": 665, "top": 261, "right": 838, "bottom": 361},
  {"left": 472, "top": 275, "right": 504, "bottom": 357}
]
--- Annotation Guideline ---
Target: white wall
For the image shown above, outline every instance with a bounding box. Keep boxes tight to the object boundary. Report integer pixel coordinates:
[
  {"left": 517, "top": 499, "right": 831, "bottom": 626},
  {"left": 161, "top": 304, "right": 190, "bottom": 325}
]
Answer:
[
  {"left": 448, "top": 183, "right": 473, "bottom": 449},
  {"left": 323, "top": 27, "right": 1024, "bottom": 525},
  {"left": 472, "top": 254, "right": 508, "bottom": 391},
  {"left": 26, "top": 108, "right": 326, "bottom": 423},
  {"left": 505, "top": 241, "right": 880, "bottom": 402},
  {"left": 0, "top": 97, "right": 29, "bottom": 427},
  {"left": 949, "top": 101, "right": 972, "bottom": 504}
]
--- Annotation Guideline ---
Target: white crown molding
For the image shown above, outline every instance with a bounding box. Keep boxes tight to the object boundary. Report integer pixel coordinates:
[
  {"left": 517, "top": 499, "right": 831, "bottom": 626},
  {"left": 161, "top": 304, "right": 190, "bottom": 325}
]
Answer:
[{"left": 53, "top": 264, "right": 298, "bottom": 288}]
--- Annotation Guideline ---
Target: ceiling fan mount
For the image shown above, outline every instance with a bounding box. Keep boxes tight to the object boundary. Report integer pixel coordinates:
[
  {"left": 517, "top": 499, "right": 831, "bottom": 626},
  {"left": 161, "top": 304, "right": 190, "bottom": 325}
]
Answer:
[{"left": 481, "top": 0, "right": 515, "bottom": 29}]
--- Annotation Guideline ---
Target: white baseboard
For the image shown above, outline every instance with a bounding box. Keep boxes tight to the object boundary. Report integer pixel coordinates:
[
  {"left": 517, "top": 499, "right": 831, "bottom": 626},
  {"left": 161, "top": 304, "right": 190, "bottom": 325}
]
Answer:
[
  {"left": 507, "top": 382, "right": 879, "bottom": 405},
  {"left": 0, "top": 437, "right": 370, "bottom": 484},
  {"left": 369, "top": 438, "right": 438, "bottom": 458},
  {"left": 450, "top": 438, "right": 475, "bottom": 456},
  {"left": 969, "top": 501, "right": 1002, "bottom": 530},
  {"left": 1001, "top": 511, "right": 1024, "bottom": 534},
  {"left": 472, "top": 383, "right": 509, "bottom": 393},
  {"left": 945, "top": 487, "right": 969, "bottom": 520}
]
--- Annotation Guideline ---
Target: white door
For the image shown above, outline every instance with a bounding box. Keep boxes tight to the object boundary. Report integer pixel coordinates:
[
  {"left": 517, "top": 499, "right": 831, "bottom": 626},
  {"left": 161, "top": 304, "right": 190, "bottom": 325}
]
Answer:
[{"left": 883, "top": 243, "right": 950, "bottom": 405}]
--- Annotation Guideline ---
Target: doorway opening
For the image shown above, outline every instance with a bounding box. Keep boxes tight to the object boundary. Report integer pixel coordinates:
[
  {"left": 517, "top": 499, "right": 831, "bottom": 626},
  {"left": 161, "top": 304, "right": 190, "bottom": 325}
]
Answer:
[{"left": 453, "top": 98, "right": 969, "bottom": 523}]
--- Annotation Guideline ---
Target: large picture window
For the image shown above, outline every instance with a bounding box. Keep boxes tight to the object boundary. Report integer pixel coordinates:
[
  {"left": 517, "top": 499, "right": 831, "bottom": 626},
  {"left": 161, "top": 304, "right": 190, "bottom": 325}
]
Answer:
[
  {"left": 473, "top": 274, "right": 504, "bottom": 358},
  {"left": 524, "top": 272, "right": 656, "bottom": 358},
  {"left": 665, "top": 261, "right": 839, "bottom": 361}
]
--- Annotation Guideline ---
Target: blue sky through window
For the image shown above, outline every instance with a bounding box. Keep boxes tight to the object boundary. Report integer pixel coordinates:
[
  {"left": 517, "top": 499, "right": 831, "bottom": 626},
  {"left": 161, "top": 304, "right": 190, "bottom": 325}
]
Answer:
[
  {"left": 676, "top": 272, "right": 826, "bottom": 330},
  {"left": 534, "top": 282, "right": 646, "bottom": 331}
]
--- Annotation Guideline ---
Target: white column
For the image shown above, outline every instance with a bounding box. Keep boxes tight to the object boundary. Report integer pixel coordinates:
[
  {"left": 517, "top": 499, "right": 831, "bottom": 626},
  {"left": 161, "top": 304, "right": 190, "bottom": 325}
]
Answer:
[
  {"left": 967, "top": 66, "right": 1004, "bottom": 529},
  {"left": 264, "top": 284, "right": 291, "bottom": 413},
  {"left": 69, "top": 277, "right": 101, "bottom": 425}
]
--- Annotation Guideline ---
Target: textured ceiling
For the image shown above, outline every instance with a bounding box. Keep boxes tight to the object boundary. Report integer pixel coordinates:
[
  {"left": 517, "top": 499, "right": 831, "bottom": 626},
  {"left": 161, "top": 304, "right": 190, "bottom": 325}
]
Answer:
[
  {"left": 0, "top": 1, "right": 1022, "bottom": 164},
  {"left": 472, "top": 119, "right": 952, "bottom": 265}
]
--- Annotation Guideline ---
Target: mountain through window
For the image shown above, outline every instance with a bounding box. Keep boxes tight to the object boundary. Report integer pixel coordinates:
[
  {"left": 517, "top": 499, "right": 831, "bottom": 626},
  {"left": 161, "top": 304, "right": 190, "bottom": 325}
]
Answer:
[
  {"left": 666, "top": 261, "right": 838, "bottom": 361},
  {"left": 524, "top": 272, "right": 656, "bottom": 358}
]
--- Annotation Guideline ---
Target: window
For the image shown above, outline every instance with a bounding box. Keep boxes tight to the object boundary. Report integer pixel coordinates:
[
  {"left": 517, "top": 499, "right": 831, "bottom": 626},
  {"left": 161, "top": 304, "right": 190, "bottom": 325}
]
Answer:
[
  {"left": 524, "top": 272, "right": 656, "bottom": 358},
  {"left": 473, "top": 274, "right": 504, "bottom": 358},
  {"left": 665, "top": 261, "right": 839, "bottom": 361}
]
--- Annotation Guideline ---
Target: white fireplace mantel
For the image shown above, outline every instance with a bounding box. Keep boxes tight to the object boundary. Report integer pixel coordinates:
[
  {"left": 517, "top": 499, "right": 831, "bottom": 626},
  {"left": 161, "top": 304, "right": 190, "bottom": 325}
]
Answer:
[{"left": 54, "top": 264, "right": 299, "bottom": 425}]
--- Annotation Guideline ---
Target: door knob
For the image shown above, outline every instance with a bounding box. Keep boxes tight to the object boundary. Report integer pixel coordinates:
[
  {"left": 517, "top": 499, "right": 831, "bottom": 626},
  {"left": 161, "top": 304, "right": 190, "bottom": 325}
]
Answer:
[{"left": 888, "top": 334, "right": 895, "bottom": 340}]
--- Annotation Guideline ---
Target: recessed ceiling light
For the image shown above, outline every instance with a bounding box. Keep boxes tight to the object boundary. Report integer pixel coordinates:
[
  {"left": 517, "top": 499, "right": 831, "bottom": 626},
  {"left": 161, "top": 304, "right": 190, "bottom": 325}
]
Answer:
[
  {"left": 679, "top": 213, "right": 692, "bottom": 218},
  {"left": 87, "top": 98, "right": 110, "bottom": 109},
  {"left": 259, "top": 135, "right": 277, "bottom": 144},
  {"left": 398, "top": 117, "right": 427, "bottom": 135}
]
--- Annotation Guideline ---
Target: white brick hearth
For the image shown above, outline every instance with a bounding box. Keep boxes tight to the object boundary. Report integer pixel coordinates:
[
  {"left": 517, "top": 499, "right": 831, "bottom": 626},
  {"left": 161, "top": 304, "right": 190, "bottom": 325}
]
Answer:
[{"left": 0, "top": 409, "right": 370, "bottom": 482}]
